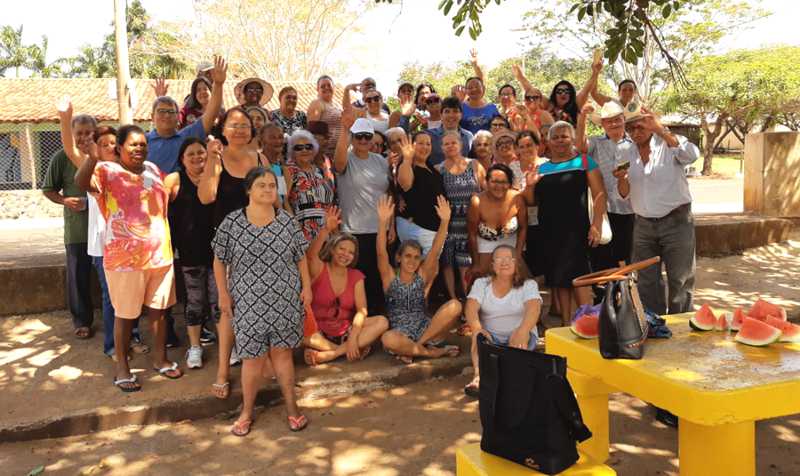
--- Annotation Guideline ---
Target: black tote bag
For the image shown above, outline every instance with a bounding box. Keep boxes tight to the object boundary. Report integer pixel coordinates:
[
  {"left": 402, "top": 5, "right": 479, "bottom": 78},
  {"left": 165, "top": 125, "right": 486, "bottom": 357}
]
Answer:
[{"left": 478, "top": 335, "right": 592, "bottom": 474}]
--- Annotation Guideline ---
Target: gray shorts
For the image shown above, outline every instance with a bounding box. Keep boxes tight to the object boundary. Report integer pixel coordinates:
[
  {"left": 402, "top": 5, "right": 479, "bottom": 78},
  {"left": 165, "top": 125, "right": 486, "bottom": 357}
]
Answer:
[{"left": 181, "top": 265, "right": 220, "bottom": 327}]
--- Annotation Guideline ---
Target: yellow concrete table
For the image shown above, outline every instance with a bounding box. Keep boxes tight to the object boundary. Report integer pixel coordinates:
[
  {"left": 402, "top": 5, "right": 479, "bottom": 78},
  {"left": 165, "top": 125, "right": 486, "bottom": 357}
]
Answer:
[
  {"left": 456, "top": 443, "right": 616, "bottom": 475},
  {"left": 546, "top": 313, "right": 800, "bottom": 476}
]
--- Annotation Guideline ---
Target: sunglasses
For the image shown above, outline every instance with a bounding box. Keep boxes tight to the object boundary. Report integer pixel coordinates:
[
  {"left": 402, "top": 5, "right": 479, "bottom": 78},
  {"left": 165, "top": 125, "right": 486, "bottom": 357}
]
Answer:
[
  {"left": 524, "top": 95, "right": 541, "bottom": 102},
  {"left": 365, "top": 96, "right": 382, "bottom": 103},
  {"left": 555, "top": 88, "right": 570, "bottom": 95},
  {"left": 292, "top": 144, "right": 314, "bottom": 152},
  {"left": 245, "top": 87, "right": 263, "bottom": 93},
  {"left": 426, "top": 97, "right": 440, "bottom": 104},
  {"left": 353, "top": 132, "right": 374, "bottom": 141}
]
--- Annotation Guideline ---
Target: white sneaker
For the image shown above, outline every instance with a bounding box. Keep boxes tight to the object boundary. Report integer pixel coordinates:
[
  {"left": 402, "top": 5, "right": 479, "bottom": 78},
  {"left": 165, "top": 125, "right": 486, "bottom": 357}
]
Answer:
[
  {"left": 186, "top": 346, "right": 203, "bottom": 369},
  {"left": 229, "top": 347, "right": 241, "bottom": 367}
]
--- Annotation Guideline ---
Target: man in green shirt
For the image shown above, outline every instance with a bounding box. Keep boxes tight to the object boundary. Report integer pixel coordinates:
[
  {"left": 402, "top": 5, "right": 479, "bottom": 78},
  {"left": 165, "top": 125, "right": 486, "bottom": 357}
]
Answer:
[{"left": 42, "top": 114, "right": 95, "bottom": 338}]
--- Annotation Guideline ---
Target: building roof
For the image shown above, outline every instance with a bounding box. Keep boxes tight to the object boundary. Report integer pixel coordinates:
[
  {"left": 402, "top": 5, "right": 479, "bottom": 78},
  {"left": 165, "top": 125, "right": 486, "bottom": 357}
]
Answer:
[{"left": 0, "top": 78, "right": 342, "bottom": 124}]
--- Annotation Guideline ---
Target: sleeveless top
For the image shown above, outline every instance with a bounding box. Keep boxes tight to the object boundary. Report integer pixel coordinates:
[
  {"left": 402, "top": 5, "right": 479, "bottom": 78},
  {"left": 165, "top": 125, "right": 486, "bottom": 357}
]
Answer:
[
  {"left": 318, "top": 101, "right": 343, "bottom": 157},
  {"left": 310, "top": 265, "right": 365, "bottom": 338},
  {"left": 212, "top": 153, "right": 263, "bottom": 229},
  {"left": 477, "top": 216, "right": 519, "bottom": 254},
  {"left": 385, "top": 273, "right": 427, "bottom": 320},
  {"left": 170, "top": 170, "right": 214, "bottom": 266},
  {"left": 286, "top": 164, "right": 335, "bottom": 242},
  {"left": 437, "top": 159, "right": 481, "bottom": 221}
]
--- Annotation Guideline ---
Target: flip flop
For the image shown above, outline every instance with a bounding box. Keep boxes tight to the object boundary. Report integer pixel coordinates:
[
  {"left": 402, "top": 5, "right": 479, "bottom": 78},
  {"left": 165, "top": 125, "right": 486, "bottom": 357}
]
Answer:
[
  {"left": 394, "top": 354, "right": 413, "bottom": 365},
  {"left": 464, "top": 376, "right": 480, "bottom": 398},
  {"left": 231, "top": 419, "right": 252, "bottom": 437},
  {"left": 74, "top": 327, "right": 92, "bottom": 339},
  {"left": 303, "top": 349, "right": 319, "bottom": 366},
  {"left": 113, "top": 374, "right": 141, "bottom": 393},
  {"left": 211, "top": 381, "right": 230, "bottom": 399},
  {"left": 442, "top": 345, "right": 461, "bottom": 357},
  {"left": 153, "top": 362, "right": 183, "bottom": 379},
  {"left": 287, "top": 414, "right": 308, "bottom": 432}
]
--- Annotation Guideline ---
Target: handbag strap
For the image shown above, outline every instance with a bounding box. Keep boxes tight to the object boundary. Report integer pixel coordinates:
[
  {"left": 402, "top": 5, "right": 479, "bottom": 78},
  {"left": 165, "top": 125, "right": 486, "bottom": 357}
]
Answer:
[
  {"left": 547, "top": 373, "right": 592, "bottom": 442},
  {"left": 572, "top": 256, "right": 660, "bottom": 287},
  {"left": 478, "top": 335, "right": 501, "bottom": 431}
]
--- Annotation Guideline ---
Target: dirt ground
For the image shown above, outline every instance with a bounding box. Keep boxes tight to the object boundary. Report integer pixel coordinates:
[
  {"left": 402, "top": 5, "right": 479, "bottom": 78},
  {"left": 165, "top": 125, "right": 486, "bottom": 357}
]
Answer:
[
  {"left": 1, "top": 237, "right": 798, "bottom": 475},
  {"left": 1, "top": 374, "right": 799, "bottom": 476}
]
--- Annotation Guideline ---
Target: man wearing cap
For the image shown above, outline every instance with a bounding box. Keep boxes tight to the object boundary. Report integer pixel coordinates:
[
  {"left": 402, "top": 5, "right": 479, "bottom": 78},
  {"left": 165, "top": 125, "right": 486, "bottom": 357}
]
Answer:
[
  {"left": 428, "top": 96, "right": 474, "bottom": 167},
  {"left": 147, "top": 56, "right": 227, "bottom": 174},
  {"left": 576, "top": 101, "right": 635, "bottom": 270},
  {"left": 334, "top": 113, "right": 391, "bottom": 314}
]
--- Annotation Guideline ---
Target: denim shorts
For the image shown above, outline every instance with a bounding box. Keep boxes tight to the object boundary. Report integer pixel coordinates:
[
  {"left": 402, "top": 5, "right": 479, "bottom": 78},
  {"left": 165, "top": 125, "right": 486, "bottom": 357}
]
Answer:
[{"left": 487, "top": 329, "right": 538, "bottom": 351}]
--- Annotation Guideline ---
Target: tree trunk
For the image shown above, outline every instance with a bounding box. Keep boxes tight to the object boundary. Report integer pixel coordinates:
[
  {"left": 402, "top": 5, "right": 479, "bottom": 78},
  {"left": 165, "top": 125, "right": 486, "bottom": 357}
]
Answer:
[{"left": 700, "top": 114, "right": 726, "bottom": 176}]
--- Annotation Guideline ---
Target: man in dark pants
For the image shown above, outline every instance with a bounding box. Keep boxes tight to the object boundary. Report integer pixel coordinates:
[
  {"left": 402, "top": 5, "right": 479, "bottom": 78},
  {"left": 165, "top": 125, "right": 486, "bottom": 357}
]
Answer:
[
  {"left": 615, "top": 109, "right": 700, "bottom": 428},
  {"left": 42, "top": 114, "right": 96, "bottom": 338}
]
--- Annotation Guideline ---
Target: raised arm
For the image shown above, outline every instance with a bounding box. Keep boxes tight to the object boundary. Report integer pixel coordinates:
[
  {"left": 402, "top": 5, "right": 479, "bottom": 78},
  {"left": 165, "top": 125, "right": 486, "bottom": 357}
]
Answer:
[
  {"left": 587, "top": 168, "right": 608, "bottom": 248},
  {"left": 590, "top": 84, "right": 613, "bottom": 107},
  {"left": 513, "top": 64, "right": 534, "bottom": 93},
  {"left": 376, "top": 195, "right": 396, "bottom": 290},
  {"left": 575, "top": 103, "right": 593, "bottom": 154},
  {"left": 75, "top": 143, "right": 100, "bottom": 193},
  {"left": 197, "top": 136, "right": 223, "bottom": 204},
  {"left": 342, "top": 83, "right": 359, "bottom": 116},
  {"left": 306, "top": 206, "right": 341, "bottom": 280},
  {"left": 522, "top": 166, "right": 541, "bottom": 206},
  {"left": 396, "top": 134, "right": 416, "bottom": 191},
  {"left": 469, "top": 48, "right": 485, "bottom": 83},
  {"left": 307, "top": 99, "right": 323, "bottom": 121},
  {"left": 466, "top": 194, "right": 481, "bottom": 266},
  {"left": 334, "top": 109, "right": 355, "bottom": 174},
  {"left": 201, "top": 56, "right": 227, "bottom": 134},
  {"left": 56, "top": 98, "right": 85, "bottom": 168},
  {"left": 421, "top": 195, "right": 451, "bottom": 284},
  {"left": 577, "top": 57, "right": 603, "bottom": 109}
]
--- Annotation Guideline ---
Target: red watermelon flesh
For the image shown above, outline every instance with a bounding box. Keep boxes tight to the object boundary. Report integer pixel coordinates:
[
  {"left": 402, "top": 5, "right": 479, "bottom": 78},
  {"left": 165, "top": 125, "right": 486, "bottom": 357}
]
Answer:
[
  {"left": 570, "top": 314, "right": 599, "bottom": 339},
  {"left": 735, "top": 317, "right": 782, "bottom": 346},
  {"left": 690, "top": 304, "right": 716, "bottom": 331},
  {"left": 749, "top": 299, "right": 787, "bottom": 322},
  {"left": 730, "top": 308, "right": 747, "bottom": 331},
  {"left": 764, "top": 316, "right": 800, "bottom": 343},
  {"left": 715, "top": 314, "right": 729, "bottom": 331}
]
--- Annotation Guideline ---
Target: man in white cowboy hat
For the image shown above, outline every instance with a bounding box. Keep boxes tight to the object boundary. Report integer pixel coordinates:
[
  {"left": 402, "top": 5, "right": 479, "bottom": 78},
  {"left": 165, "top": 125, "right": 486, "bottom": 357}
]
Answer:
[{"left": 576, "top": 100, "right": 635, "bottom": 270}]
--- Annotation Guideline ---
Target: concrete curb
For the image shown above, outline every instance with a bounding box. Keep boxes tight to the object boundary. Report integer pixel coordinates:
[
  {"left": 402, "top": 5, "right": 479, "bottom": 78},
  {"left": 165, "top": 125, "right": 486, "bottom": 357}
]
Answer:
[{"left": 0, "top": 353, "right": 471, "bottom": 443}]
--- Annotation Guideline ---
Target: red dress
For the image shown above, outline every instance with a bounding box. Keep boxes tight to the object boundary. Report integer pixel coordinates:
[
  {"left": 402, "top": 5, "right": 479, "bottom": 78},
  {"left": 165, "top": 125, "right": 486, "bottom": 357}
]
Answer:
[{"left": 310, "top": 265, "right": 365, "bottom": 338}]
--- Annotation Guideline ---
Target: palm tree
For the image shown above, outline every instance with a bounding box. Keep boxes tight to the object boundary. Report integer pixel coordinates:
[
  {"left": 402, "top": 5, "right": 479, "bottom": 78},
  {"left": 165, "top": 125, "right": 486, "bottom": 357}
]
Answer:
[{"left": 0, "top": 25, "right": 29, "bottom": 77}]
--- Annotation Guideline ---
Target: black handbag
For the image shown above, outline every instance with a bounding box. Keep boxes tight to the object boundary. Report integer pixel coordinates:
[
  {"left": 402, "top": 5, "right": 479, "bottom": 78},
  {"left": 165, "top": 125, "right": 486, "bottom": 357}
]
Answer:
[
  {"left": 478, "top": 335, "right": 592, "bottom": 474},
  {"left": 574, "top": 257, "right": 660, "bottom": 360}
]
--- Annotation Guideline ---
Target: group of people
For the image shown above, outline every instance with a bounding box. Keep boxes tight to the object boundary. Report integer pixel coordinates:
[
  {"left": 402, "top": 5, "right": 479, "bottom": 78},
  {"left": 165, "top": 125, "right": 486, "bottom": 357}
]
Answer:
[{"left": 42, "top": 50, "right": 699, "bottom": 436}]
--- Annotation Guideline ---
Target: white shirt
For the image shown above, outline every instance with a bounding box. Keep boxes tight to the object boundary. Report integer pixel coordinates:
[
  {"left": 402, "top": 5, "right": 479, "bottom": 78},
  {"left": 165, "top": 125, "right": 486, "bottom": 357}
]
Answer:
[
  {"left": 620, "top": 133, "right": 699, "bottom": 218},
  {"left": 468, "top": 277, "right": 542, "bottom": 339},
  {"left": 588, "top": 135, "right": 634, "bottom": 215},
  {"left": 87, "top": 195, "right": 105, "bottom": 257}
]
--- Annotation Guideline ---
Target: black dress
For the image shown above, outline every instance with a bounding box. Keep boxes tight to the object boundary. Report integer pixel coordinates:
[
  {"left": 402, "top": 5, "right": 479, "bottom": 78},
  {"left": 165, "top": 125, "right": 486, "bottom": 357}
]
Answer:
[
  {"left": 534, "top": 156, "right": 596, "bottom": 288},
  {"left": 212, "top": 155, "right": 264, "bottom": 229}
]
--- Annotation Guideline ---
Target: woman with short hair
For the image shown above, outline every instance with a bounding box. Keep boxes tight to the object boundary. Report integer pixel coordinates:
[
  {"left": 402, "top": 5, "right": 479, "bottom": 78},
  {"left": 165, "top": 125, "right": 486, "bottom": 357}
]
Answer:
[
  {"left": 302, "top": 207, "right": 389, "bottom": 365},
  {"left": 283, "top": 130, "right": 335, "bottom": 241},
  {"left": 213, "top": 167, "right": 312, "bottom": 435},
  {"left": 308, "top": 75, "right": 342, "bottom": 157},
  {"left": 272, "top": 86, "right": 308, "bottom": 135},
  {"left": 463, "top": 244, "right": 542, "bottom": 396},
  {"left": 469, "top": 130, "right": 494, "bottom": 172}
]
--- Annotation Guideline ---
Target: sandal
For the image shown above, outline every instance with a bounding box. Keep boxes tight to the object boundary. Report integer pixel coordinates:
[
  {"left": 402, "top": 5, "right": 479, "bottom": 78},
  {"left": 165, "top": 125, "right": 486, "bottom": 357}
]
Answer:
[
  {"left": 464, "top": 376, "right": 480, "bottom": 398},
  {"left": 394, "top": 354, "right": 413, "bottom": 365},
  {"left": 287, "top": 414, "right": 308, "bottom": 432},
  {"left": 303, "top": 349, "right": 319, "bottom": 366},
  {"left": 442, "top": 344, "right": 461, "bottom": 357},
  {"left": 230, "top": 419, "right": 252, "bottom": 437},
  {"left": 211, "top": 381, "right": 230, "bottom": 399},
  {"left": 113, "top": 374, "right": 141, "bottom": 393},
  {"left": 153, "top": 362, "right": 183, "bottom": 379},
  {"left": 74, "top": 327, "right": 92, "bottom": 339}
]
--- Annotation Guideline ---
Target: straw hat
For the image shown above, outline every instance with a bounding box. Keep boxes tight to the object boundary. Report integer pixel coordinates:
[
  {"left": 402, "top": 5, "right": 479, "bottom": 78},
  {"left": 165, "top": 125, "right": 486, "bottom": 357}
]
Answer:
[
  {"left": 234, "top": 77, "right": 274, "bottom": 106},
  {"left": 589, "top": 100, "right": 624, "bottom": 125}
]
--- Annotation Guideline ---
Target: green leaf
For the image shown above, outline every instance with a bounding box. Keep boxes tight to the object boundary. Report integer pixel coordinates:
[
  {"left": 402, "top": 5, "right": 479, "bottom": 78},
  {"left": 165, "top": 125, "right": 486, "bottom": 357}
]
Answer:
[
  {"left": 662, "top": 4, "right": 672, "bottom": 18},
  {"left": 455, "top": 25, "right": 465, "bottom": 36},
  {"left": 27, "top": 466, "right": 44, "bottom": 476},
  {"left": 577, "top": 6, "right": 586, "bottom": 21},
  {"left": 442, "top": 0, "right": 453, "bottom": 16}
]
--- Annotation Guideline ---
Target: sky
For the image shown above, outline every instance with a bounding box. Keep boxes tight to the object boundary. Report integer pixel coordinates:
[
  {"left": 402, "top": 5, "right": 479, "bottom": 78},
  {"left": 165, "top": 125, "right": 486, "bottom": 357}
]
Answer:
[{"left": 4, "top": 0, "right": 799, "bottom": 92}]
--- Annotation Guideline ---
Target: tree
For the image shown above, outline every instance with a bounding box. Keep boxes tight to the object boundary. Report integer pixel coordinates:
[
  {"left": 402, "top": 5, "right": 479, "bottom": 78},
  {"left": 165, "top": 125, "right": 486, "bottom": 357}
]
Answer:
[
  {"left": 26, "top": 36, "right": 68, "bottom": 78},
  {"left": 152, "top": 0, "right": 371, "bottom": 81},
  {"left": 663, "top": 46, "right": 800, "bottom": 175},
  {"left": 0, "top": 25, "right": 28, "bottom": 77}
]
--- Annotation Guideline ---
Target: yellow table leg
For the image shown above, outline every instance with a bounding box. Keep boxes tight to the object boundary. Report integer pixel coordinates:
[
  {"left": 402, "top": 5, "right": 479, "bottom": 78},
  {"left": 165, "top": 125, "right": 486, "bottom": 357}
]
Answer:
[
  {"left": 678, "top": 419, "right": 755, "bottom": 476},
  {"left": 567, "top": 369, "right": 614, "bottom": 463}
]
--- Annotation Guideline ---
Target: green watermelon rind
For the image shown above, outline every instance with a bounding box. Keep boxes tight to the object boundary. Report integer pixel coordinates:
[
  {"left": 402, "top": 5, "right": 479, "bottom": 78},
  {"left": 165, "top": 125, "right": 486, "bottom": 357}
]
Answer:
[
  {"left": 689, "top": 317, "right": 715, "bottom": 331},
  {"left": 764, "top": 316, "right": 800, "bottom": 343},
  {"left": 570, "top": 315, "right": 599, "bottom": 339},
  {"left": 734, "top": 318, "right": 783, "bottom": 347}
]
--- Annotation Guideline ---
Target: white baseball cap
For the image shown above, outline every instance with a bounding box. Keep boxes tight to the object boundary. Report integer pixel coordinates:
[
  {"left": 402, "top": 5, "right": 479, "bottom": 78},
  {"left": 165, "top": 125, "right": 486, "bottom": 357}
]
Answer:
[{"left": 350, "top": 118, "right": 375, "bottom": 135}]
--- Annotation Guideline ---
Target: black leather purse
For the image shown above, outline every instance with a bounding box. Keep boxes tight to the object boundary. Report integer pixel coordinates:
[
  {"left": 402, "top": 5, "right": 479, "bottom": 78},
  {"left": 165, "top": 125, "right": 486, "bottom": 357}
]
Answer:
[
  {"left": 573, "top": 257, "right": 660, "bottom": 360},
  {"left": 478, "top": 335, "right": 592, "bottom": 474}
]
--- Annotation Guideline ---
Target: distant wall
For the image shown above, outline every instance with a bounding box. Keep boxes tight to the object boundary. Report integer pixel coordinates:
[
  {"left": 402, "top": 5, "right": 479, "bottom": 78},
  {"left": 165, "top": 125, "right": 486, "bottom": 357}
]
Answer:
[{"left": 744, "top": 132, "right": 800, "bottom": 217}]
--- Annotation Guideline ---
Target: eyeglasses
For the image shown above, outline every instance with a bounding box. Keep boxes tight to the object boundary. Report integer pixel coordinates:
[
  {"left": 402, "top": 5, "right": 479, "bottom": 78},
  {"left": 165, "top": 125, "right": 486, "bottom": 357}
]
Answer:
[
  {"left": 496, "top": 140, "right": 514, "bottom": 148},
  {"left": 365, "top": 96, "right": 382, "bottom": 103},
  {"left": 555, "top": 88, "right": 570, "bottom": 95},
  {"left": 225, "top": 123, "right": 251, "bottom": 130},
  {"left": 245, "top": 86, "right": 263, "bottom": 94},
  {"left": 499, "top": 93, "right": 515, "bottom": 98},
  {"left": 426, "top": 97, "right": 440, "bottom": 104},
  {"left": 156, "top": 109, "right": 177, "bottom": 115},
  {"left": 493, "top": 256, "right": 516, "bottom": 264},
  {"left": 353, "top": 132, "right": 374, "bottom": 141},
  {"left": 524, "top": 95, "right": 541, "bottom": 102},
  {"left": 292, "top": 144, "right": 314, "bottom": 152}
]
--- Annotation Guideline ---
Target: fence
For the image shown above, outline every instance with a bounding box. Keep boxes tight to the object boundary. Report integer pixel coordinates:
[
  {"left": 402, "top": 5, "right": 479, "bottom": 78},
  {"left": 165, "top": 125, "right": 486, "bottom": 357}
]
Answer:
[{"left": 0, "top": 122, "right": 64, "bottom": 190}]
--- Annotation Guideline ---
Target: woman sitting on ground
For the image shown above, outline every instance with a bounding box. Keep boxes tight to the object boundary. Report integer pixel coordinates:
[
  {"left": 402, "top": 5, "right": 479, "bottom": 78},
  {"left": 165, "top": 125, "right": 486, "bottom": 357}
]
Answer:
[
  {"left": 377, "top": 195, "right": 463, "bottom": 364},
  {"left": 303, "top": 207, "right": 389, "bottom": 365},
  {"left": 467, "top": 163, "right": 527, "bottom": 277},
  {"left": 463, "top": 244, "right": 542, "bottom": 396}
]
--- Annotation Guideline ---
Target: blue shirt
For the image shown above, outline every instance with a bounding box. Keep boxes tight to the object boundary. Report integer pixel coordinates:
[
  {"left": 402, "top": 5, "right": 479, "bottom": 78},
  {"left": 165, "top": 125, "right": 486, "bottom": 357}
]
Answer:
[
  {"left": 538, "top": 155, "right": 598, "bottom": 175},
  {"left": 146, "top": 120, "right": 206, "bottom": 173},
  {"left": 428, "top": 126, "right": 474, "bottom": 167},
  {"left": 460, "top": 102, "right": 499, "bottom": 135}
]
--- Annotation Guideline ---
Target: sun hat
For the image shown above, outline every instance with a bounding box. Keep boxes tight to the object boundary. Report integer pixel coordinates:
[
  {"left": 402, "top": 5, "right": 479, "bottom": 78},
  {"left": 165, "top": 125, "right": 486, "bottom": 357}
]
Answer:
[
  {"left": 234, "top": 78, "right": 274, "bottom": 106},
  {"left": 589, "top": 100, "right": 625, "bottom": 125}
]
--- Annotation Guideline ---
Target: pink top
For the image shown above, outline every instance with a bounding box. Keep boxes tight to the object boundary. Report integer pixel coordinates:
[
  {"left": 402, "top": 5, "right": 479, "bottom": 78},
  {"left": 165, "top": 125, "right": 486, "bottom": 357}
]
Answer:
[
  {"left": 311, "top": 265, "right": 364, "bottom": 337},
  {"left": 92, "top": 161, "right": 173, "bottom": 271}
]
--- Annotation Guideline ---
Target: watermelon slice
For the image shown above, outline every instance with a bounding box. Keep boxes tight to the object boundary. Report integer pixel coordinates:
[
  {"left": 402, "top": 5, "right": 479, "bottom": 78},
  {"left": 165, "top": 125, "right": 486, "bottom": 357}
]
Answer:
[
  {"left": 570, "top": 314, "right": 599, "bottom": 339},
  {"left": 734, "top": 317, "right": 782, "bottom": 346},
  {"left": 714, "top": 314, "right": 729, "bottom": 331},
  {"left": 748, "top": 299, "right": 787, "bottom": 322},
  {"left": 689, "top": 304, "right": 716, "bottom": 331},
  {"left": 730, "top": 308, "right": 747, "bottom": 331},
  {"left": 764, "top": 316, "right": 800, "bottom": 343}
]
